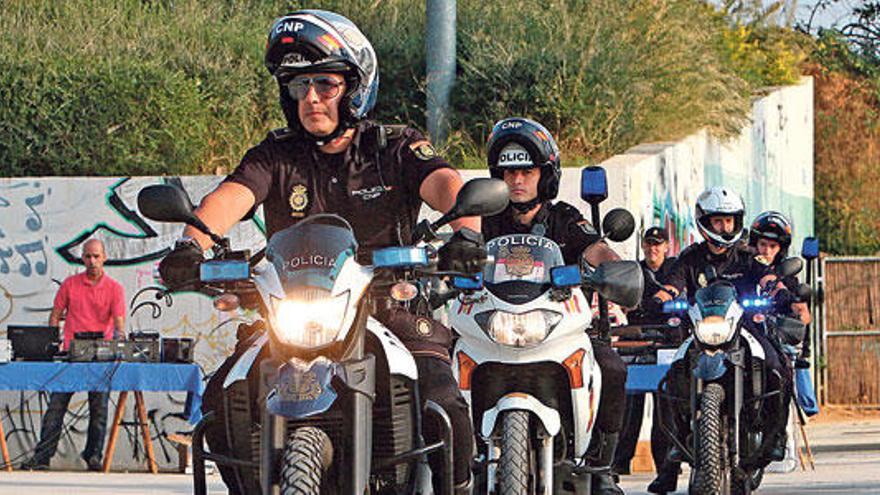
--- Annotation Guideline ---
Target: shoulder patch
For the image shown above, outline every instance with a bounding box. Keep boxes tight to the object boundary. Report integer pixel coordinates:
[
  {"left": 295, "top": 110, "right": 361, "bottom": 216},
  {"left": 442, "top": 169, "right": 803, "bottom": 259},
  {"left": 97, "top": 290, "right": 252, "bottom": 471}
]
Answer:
[
  {"left": 383, "top": 124, "right": 407, "bottom": 141},
  {"left": 268, "top": 127, "right": 294, "bottom": 142},
  {"left": 409, "top": 140, "right": 438, "bottom": 161},
  {"left": 551, "top": 201, "right": 585, "bottom": 220}
]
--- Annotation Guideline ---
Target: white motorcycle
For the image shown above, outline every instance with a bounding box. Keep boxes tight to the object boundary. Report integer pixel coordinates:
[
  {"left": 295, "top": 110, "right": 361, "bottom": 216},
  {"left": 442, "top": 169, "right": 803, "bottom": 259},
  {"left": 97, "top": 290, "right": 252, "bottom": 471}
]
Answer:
[
  {"left": 138, "top": 178, "right": 508, "bottom": 495},
  {"left": 447, "top": 211, "right": 642, "bottom": 495}
]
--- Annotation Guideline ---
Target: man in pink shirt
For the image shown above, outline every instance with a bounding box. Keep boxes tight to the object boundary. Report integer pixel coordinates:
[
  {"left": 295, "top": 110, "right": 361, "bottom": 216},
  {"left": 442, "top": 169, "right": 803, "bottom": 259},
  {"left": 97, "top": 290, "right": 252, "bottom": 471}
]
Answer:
[{"left": 22, "top": 239, "right": 125, "bottom": 471}]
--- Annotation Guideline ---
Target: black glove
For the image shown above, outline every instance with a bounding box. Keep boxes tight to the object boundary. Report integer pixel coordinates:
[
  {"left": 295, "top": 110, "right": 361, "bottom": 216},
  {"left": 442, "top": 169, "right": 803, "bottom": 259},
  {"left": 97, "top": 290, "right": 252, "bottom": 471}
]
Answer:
[
  {"left": 437, "top": 227, "right": 487, "bottom": 274},
  {"left": 159, "top": 238, "right": 204, "bottom": 289}
]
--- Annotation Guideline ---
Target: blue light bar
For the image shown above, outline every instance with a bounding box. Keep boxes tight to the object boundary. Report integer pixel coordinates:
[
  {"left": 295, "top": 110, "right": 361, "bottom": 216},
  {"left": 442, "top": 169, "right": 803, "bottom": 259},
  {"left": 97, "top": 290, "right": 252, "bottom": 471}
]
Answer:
[
  {"left": 662, "top": 300, "right": 688, "bottom": 313},
  {"left": 453, "top": 273, "right": 483, "bottom": 290},
  {"left": 372, "top": 247, "right": 428, "bottom": 268},
  {"left": 742, "top": 297, "right": 771, "bottom": 309},
  {"left": 550, "top": 265, "right": 583, "bottom": 288},
  {"left": 200, "top": 259, "right": 250, "bottom": 283}
]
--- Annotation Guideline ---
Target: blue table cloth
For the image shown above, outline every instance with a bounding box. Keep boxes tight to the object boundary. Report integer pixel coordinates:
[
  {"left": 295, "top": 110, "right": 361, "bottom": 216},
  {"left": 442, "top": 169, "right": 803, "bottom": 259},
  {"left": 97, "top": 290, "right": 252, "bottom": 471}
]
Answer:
[
  {"left": 0, "top": 362, "right": 204, "bottom": 424},
  {"left": 625, "top": 364, "right": 670, "bottom": 394}
]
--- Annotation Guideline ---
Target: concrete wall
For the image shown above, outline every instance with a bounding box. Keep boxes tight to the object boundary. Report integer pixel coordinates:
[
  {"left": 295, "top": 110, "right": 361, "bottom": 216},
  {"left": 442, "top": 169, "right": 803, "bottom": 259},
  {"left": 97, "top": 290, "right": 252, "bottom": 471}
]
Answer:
[
  {"left": 0, "top": 78, "right": 813, "bottom": 471},
  {"left": 455, "top": 77, "right": 815, "bottom": 261}
]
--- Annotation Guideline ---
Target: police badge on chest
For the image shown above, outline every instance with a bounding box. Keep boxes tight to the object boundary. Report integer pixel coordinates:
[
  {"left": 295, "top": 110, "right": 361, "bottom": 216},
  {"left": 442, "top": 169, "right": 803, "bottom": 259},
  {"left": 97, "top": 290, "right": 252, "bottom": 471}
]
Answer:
[{"left": 289, "top": 184, "right": 309, "bottom": 217}]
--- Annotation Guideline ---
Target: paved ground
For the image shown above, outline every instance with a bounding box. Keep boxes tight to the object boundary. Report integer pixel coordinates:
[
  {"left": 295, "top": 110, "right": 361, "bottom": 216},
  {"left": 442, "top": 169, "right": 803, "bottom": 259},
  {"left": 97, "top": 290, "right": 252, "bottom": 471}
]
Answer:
[
  {"left": 1, "top": 417, "right": 878, "bottom": 494},
  {"left": 620, "top": 417, "right": 880, "bottom": 494}
]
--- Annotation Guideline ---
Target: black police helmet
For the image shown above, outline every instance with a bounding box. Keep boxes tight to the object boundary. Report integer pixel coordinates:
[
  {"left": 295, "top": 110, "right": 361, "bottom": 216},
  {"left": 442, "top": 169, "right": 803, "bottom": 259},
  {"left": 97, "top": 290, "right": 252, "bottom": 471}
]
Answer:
[
  {"left": 486, "top": 118, "right": 561, "bottom": 201},
  {"left": 749, "top": 210, "right": 793, "bottom": 254}
]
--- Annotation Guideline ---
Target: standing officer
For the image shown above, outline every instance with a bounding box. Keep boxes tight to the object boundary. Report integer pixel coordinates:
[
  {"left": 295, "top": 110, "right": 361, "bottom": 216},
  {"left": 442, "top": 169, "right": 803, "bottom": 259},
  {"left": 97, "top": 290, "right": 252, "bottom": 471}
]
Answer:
[
  {"left": 615, "top": 227, "right": 681, "bottom": 489},
  {"left": 482, "top": 117, "right": 627, "bottom": 495},
  {"left": 157, "top": 10, "right": 481, "bottom": 493}
]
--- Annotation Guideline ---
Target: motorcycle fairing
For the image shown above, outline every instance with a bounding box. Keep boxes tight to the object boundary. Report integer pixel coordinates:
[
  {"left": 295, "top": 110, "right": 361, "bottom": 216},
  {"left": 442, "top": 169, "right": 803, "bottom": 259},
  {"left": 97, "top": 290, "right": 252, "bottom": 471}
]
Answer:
[
  {"left": 365, "top": 316, "right": 418, "bottom": 380},
  {"left": 671, "top": 336, "right": 694, "bottom": 364},
  {"left": 740, "top": 328, "right": 765, "bottom": 360},
  {"left": 451, "top": 284, "right": 599, "bottom": 456},
  {"left": 669, "top": 330, "right": 765, "bottom": 364},
  {"left": 224, "top": 332, "right": 269, "bottom": 388}
]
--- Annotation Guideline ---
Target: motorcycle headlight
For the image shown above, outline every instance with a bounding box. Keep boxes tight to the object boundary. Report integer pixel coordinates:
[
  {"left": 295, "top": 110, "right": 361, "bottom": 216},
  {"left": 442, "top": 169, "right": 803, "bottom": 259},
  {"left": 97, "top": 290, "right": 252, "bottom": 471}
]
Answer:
[
  {"left": 478, "top": 310, "right": 562, "bottom": 348},
  {"left": 271, "top": 290, "right": 350, "bottom": 348},
  {"left": 694, "top": 315, "right": 736, "bottom": 346}
]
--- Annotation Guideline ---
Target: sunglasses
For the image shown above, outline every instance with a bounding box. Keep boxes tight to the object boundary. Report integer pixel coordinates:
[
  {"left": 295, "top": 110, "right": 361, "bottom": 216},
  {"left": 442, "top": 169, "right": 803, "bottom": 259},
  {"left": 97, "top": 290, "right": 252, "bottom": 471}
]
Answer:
[{"left": 286, "top": 75, "right": 344, "bottom": 100}]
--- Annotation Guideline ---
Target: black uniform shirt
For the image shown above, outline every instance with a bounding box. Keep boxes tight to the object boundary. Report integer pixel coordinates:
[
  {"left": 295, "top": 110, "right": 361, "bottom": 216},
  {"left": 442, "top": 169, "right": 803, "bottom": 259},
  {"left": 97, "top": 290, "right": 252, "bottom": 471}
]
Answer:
[
  {"left": 665, "top": 241, "right": 770, "bottom": 303},
  {"left": 482, "top": 201, "right": 600, "bottom": 264},
  {"left": 640, "top": 256, "right": 677, "bottom": 299},
  {"left": 224, "top": 121, "right": 451, "bottom": 250}
]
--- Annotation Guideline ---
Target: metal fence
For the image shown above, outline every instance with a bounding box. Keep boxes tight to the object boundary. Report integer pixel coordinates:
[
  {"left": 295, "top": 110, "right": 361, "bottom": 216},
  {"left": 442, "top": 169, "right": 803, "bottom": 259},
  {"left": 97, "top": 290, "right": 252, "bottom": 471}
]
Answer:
[{"left": 817, "top": 256, "right": 880, "bottom": 406}]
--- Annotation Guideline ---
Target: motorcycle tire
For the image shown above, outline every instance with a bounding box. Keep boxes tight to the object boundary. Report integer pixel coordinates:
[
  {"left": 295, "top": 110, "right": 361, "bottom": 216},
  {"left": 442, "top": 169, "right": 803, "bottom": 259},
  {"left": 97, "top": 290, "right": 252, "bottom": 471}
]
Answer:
[
  {"left": 690, "top": 383, "right": 730, "bottom": 495},
  {"left": 498, "top": 410, "right": 535, "bottom": 495},
  {"left": 279, "top": 427, "right": 334, "bottom": 495}
]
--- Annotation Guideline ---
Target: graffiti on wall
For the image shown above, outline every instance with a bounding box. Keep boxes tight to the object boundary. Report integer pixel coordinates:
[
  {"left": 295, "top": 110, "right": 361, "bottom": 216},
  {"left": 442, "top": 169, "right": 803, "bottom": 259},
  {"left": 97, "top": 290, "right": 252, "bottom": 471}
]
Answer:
[{"left": 0, "top": 176, "right": 265, "bottom": 470}]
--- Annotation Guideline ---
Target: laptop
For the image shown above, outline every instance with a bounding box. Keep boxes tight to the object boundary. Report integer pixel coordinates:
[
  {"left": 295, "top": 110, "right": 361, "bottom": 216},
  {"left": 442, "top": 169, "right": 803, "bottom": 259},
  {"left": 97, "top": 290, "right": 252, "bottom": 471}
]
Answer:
[{"left": 7, "top": 325, "right": 60, "bottom": 361}]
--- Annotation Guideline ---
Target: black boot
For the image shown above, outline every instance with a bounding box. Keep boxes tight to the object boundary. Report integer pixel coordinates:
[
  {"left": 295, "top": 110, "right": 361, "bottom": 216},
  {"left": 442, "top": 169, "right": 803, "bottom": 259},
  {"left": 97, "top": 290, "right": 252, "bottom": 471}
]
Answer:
[
  {"left": 647, "top": 462, "right": 680, "bottom": 494},
  {"left": 585, "top": 430, "right": 625, "bottom": 495},
  {"left": 767, "top": 431, "right": 787, "bottom": 462},
  {"left": 453, "top": 474, "right": 473, "bottom": 495}
]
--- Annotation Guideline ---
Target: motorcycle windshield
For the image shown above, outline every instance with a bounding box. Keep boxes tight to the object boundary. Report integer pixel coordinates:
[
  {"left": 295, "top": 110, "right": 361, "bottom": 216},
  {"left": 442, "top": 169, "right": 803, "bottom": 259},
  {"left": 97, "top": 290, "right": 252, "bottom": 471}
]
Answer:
[
  {"left": 483, "top": 234, "right": 565, "bottom": 304},
  {"left": 266, "top": 217, "right": 358, "bottom": 293},
  {"left": 694, "top": 283, "right": 738, "bottom": 318}
]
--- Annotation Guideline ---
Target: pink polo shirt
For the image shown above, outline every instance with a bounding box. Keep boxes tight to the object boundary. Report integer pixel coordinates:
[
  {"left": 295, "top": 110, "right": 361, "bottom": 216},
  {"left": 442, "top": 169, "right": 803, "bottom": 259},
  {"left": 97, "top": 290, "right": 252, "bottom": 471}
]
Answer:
[{"left": 54, "top": 272, "right": 126, "bottom": 350}]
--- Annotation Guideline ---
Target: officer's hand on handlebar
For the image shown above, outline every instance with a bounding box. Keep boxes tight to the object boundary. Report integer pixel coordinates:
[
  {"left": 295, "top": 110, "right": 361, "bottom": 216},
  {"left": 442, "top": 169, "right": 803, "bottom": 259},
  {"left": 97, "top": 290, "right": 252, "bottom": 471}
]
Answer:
[
  {"left": 159, "top": 238, "right": 204, "bottom": 288},
  {"left": 652, "top": 285, "right": 678, "bottom": 303},
  {"left": 438, "top": 227, "right": 487, "bottom": 274}
]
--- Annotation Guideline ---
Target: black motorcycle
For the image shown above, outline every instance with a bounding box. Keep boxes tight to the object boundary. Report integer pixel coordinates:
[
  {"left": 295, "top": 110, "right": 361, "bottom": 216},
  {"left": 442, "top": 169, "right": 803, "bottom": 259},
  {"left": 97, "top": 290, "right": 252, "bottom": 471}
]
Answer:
[{"left": 656, "top": 258, "right": 805, "bottom": 495}]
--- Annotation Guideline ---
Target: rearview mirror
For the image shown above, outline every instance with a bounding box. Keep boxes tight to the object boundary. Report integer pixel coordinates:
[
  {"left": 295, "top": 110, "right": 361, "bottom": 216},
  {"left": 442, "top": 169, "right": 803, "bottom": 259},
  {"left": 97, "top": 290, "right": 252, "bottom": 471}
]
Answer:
[
  {"left": 580, "top": 166, "right": 608, "bottom": 204},
  {"left": 584, "top": 260, "right": 644, "bottom": 307},
  {"left": 138, "top": 184, "right": 198, "bottom": 224},
  {"left": 778, "top": 257, "right": 803, "bottom": 278},
  {"left": 796, "top": 283, "right": 812, "bottom": 302},
  {"left": 435, "top": 178, "right": 509, "bottom": 229},
  {"left": 602, "top": 208, "right": 635, "bottom": 242}
]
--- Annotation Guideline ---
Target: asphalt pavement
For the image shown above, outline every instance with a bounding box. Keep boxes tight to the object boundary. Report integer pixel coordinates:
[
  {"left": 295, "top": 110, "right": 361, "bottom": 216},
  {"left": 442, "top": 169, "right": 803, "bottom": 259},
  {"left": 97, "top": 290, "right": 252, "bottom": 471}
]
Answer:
[{"left": 0, "top": 418, "right": 877, "bottom": 494}]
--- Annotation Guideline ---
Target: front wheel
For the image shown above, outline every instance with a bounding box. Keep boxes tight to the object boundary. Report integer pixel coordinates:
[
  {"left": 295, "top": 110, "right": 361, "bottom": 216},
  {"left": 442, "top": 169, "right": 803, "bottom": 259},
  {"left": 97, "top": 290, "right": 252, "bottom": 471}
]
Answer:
[
  {"left": 690, "top": 383, "right": 729, "bottom": 495},
  {"left": 279, "top": 427, "right": 334, "bottom": 495},
  {"left": 498, "top": 410, "right": 535, "bottom": 495}
]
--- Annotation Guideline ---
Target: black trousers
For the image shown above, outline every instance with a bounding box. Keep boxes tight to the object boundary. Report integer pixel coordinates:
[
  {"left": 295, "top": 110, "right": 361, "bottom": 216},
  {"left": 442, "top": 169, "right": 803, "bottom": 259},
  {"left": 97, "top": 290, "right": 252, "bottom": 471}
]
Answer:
[
  {"left": 31, "top": 391, "right": 109, "bottom": 464},
  {"left": 593, "top": 338, "right": 628, "bottom": 433},
  {"left": 416, "top": 356, "right": 474, "bottom": 486},
  {"left": 614, "top": 392, "right": 673, "bottom": 472}
]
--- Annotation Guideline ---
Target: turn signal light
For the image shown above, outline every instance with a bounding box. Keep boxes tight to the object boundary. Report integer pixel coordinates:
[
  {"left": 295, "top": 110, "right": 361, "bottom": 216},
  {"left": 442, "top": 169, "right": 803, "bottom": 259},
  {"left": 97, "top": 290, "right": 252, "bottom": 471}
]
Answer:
[
  {"left": 457, "top": 351, "right": 477, "bottom": 391},
  {"left": 563, "top": 349, "right": 586, "bottom": 389}
]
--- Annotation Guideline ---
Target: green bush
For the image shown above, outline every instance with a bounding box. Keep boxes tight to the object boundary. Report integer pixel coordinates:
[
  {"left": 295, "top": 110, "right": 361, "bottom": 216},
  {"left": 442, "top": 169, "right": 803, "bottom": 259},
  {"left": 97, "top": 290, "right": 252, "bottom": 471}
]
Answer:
[
  {"left": 0, "top": 0, "right": 807, "bottom": 176},
  {"left": 0, "top": 57, "right": 211, "bottom": 176},
  {"left": 450, "top": 0, "right": 756, "bottom": 165}
]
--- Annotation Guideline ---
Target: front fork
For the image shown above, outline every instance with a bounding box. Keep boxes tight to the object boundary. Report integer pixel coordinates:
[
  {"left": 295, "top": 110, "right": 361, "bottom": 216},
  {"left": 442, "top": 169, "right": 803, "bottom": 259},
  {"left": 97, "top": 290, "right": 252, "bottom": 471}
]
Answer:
[
  {"left": 258, "top": 355, "right": 376, "bottom": 495},
  {"left": 689, "top": 347, "right": 746, "bottom": 470}
]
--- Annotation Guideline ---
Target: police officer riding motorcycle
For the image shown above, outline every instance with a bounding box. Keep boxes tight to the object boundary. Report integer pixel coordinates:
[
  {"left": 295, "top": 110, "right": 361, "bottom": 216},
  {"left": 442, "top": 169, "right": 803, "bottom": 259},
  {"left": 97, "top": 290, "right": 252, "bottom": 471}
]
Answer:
[
  {"left": 652, "top": 187, "right": 794, "bottom": 494},
  {"left": 158, "top": 10, "right": 483, "bottom": 494},
  {"left": 481, "top": 118, "right": 630, "bottom": 495}
]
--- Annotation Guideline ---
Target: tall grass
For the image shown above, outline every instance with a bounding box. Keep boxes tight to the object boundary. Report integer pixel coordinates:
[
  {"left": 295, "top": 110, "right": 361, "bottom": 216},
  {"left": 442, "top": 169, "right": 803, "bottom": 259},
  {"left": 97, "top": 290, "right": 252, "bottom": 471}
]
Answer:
[{"left": 0, "top": 0, "right": 802, "bottom": 176}]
